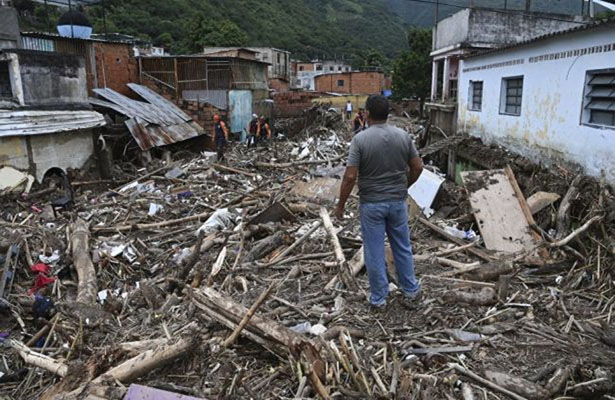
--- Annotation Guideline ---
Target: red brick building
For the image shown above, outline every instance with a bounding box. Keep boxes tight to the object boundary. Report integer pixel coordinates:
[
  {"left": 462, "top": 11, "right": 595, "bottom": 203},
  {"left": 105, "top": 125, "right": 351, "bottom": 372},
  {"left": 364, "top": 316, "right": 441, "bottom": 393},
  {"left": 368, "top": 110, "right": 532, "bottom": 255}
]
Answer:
[{"left": 314, "top": 71, "right": 386, "bottom": 95}]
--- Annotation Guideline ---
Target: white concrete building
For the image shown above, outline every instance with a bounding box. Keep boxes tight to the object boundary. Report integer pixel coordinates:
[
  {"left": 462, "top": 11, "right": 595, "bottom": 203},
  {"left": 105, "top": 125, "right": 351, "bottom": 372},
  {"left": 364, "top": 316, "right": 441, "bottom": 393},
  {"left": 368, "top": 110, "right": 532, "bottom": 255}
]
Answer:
[
  {"left": 426, "top": 8, "right": 586, "bottom": 132},
  {"left": 458, "top": 19, "right": 615, "bottom": 183}
]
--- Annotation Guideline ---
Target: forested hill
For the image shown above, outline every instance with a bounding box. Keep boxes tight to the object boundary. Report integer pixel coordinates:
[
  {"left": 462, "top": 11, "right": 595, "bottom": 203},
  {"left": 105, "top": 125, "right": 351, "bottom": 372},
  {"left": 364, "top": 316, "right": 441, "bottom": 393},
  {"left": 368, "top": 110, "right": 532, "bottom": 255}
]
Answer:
[
  {"left": 19, "top": 0, "right": 411, "bottom": 64},
  {"left": 18, "top": 0, "right": 604, "bottom": 64}
]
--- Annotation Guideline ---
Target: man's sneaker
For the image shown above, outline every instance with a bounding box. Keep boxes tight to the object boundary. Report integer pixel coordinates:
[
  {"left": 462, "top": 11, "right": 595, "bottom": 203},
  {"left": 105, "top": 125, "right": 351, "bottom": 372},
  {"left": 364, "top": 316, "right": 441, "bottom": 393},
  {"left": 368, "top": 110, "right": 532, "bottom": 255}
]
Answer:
[
  {"left": 369, "top": 301, "right": 387, "bottom": 313},
  {"left": 400, "top": 290, "right": 422, "bottom": 310}
]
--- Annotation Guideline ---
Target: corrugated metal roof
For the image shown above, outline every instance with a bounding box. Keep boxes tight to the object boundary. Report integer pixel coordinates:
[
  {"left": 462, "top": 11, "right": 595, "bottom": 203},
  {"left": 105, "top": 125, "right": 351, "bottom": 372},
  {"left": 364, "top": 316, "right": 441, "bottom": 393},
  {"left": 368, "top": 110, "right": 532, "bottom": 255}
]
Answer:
[
  {"left": 90, "top": 84, "right": 205, "bottom": 151},
  {"left": 464, "top": 17, "right": 615, "bottom": 59},
  {"left": 0, "top": 110, "right": 105, "bottom": 137}
]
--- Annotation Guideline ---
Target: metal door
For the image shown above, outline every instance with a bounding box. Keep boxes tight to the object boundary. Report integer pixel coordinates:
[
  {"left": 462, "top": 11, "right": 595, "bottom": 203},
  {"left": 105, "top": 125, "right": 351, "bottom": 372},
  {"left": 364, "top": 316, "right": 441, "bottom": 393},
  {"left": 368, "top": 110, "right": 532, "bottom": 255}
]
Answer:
[{"left": 229, "top": 90, "right": 252, "bottom": 142}]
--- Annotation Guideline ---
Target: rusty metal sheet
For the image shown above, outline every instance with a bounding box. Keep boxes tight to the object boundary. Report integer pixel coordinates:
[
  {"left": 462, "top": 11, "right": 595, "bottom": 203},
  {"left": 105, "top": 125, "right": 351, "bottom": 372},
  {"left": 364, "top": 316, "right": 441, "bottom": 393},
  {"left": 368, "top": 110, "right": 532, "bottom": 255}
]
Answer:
[
  {"left": 127, "top": 83, "right": 192, "bottom": 122},
  {"left": 91, "top": 85, "right": 205, "bottom": 151},
  {"left": 0, "top": 110, "right": 105, "bottom": 137}
]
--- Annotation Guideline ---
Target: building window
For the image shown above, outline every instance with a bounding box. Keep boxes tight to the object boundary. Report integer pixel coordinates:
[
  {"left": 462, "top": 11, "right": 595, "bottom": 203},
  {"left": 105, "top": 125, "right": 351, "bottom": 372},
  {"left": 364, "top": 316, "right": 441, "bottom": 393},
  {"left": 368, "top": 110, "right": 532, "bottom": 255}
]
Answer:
[
  {"left": 299, "top": 66, "right": 304, "bottom": 71},
  {"left": 337, "top": 79, "right": 344, "bottom": 87},
  {"left": 0, "top": 61, "right": 12, "bottom": 99},
  {"left": 449, "top": 80, "right": 458, "bottom": 101},
  {"left": 338, "top": 66, "right": 342, "bottom": 71},
  {"left": 469, "top": 81, "right": 483, "bottom": 111},
  {"left": 583, "top": 69, "right": 615, "bottom": 128},
  {"left": 500, "top": 76, "right": 523, "bottom": 115},
  {"left": 277, "top": 53, "right": 280, "bottom": 64},
  {"left": 329, "top": 66, "right": 334, "bottom": 71},
  {"left": 316, "top": 65, "right": 322, "bottom": 71}
]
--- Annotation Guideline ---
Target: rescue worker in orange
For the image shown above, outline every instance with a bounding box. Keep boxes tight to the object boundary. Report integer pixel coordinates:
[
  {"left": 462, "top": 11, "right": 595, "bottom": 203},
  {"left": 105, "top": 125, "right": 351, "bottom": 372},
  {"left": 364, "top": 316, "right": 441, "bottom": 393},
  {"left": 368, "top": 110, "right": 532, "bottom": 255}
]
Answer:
[{"left": 211, "top": 114, "right": 229, "bottom": 161}]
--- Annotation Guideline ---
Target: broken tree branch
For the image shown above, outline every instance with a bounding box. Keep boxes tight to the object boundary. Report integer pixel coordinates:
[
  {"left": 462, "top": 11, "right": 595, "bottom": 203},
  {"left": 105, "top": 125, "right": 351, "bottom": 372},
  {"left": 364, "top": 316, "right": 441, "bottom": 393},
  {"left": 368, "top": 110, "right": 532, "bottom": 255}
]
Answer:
[
  {"left": 449, "top": 363, "right": 528, "bottom": 400},
  {"left": 70, "top": 218, "right": 97, "bottom": 305}
]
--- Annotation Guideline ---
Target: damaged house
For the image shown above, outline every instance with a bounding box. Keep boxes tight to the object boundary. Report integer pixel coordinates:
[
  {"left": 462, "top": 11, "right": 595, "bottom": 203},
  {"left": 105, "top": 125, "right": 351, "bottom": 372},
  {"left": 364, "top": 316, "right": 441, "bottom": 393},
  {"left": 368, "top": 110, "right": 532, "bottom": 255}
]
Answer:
[
  {"left": 0, "top": 49, "right": 105, "bottom": 190},
  {"left": 138, "top": 54, "right": 270, "bottom": 139},
  {"left": 458, "top": 18, "right": 615, "bottom": 184}
]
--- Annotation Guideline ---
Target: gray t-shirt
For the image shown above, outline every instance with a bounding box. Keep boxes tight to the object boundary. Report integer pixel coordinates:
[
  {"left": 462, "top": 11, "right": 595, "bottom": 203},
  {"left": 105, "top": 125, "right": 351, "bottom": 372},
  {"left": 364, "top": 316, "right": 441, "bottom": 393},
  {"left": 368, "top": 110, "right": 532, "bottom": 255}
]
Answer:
[{"left": 347, "top": 123, "right": 419, "bottom": 203}]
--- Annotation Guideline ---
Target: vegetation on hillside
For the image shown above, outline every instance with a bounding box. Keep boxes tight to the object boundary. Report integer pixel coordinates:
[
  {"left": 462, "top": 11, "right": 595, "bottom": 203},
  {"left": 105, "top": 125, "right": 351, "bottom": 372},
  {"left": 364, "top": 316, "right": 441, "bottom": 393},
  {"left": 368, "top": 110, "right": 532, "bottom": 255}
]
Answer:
[
  {"left": 391, "top": 27, "right": 431, "bottom": 102},
  {"left": 16, "top": 0, "right": 410, "bottom": 67}
]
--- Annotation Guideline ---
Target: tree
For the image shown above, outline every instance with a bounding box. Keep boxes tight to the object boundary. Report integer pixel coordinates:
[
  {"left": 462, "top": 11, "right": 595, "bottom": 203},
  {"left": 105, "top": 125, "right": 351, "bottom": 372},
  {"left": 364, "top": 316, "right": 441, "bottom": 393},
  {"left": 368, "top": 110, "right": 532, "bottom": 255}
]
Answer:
[
  {"left": 364, "top": 49, "right": 384, "bottom": 68},
  {"left": 391, "top": 27, "right": 432, "bottom": 114},
  {"left": 188, "top": 14, "right": 248, "bottom": 52}
]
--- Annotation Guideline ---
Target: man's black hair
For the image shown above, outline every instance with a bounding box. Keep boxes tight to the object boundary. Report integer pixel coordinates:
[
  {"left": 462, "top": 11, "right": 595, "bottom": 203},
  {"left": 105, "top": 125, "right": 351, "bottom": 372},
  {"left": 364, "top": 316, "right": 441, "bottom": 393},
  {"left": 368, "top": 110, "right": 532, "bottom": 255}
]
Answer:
[{"left": 365, "top": 94, "right": 389, "bottom": 121}]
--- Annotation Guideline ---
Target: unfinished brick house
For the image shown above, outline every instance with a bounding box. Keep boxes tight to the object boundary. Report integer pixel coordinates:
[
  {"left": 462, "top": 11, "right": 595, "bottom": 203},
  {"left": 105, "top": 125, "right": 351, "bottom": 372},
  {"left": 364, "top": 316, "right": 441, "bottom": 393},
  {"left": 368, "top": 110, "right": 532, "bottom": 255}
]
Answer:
[{"left": 314, "top": 70, "right": 386, "bottom": 95}]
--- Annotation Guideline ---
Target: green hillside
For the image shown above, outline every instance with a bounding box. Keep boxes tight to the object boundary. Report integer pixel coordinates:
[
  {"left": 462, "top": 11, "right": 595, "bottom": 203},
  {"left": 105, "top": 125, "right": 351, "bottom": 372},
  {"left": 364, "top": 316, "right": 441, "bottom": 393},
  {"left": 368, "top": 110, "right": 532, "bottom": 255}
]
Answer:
[{"left": 18, "top": 0, "right": 411, "bottom": 64}]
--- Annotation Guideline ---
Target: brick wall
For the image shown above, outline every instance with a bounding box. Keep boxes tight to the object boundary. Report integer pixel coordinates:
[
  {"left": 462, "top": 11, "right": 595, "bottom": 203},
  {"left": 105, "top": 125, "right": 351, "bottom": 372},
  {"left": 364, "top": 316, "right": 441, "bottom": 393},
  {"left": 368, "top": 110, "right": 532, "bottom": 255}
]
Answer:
[
  {"left": 314, "top": 72, "right": 385, "bottom": 95},
  {"left": 268, "top": 78, "right": 289, "bottom": 93},
  {"left": 94, "top": 42, "right": 138, "bottom": 97},
  {"left": 272, "top": 91, "right": 321, "bottom": 118}
]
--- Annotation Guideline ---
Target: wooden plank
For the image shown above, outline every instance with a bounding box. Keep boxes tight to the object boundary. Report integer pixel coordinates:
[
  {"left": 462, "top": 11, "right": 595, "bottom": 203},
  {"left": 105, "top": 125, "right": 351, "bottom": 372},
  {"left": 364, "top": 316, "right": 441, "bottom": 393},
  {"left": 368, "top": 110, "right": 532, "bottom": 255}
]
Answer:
[
  {"left": 526, "top": 191, "right": 560, "bottom": 215},
  {"left": 461, "top": 169, "right": 537, "bottom": 253}
]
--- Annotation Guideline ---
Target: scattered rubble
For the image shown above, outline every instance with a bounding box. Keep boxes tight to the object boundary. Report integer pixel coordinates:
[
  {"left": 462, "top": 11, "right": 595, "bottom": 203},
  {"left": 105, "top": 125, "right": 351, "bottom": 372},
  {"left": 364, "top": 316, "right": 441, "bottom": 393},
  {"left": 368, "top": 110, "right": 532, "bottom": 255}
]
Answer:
[{"left": 1, "top": 108, "right": 614, "bottom": 400}]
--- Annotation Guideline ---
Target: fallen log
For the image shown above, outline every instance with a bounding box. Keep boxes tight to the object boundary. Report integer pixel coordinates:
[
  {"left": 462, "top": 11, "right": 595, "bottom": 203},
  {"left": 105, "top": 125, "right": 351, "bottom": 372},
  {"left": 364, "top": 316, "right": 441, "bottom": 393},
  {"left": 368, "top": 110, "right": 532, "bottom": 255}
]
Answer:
[
  {"left": 450, "top": 363, "right": 528, "bottom": 400},
  {"left": 244, "top": 231, "right": 290, "bottom": 262},
  {"left": 191, "top": 287, "right": 327, "bottom": 394},
  {"left": 70, "top": 219, "right": 97, "bottom": 305},
  {"left": 465, "top": 261, "right": 513, "bottom": 282},
  {"left": 442, "top": 287, "right": 496, "bottom": 306},
  {"left": 223, "top": 281, "right": 276, "bottom": 348},
  {"left": 93, "top": 337, "right": 195, "bottom": 384},
  {"left": 483, "top": 370, "right": 549, "bottom": 400},
  {"left": 93, "top": 211, "right": 212, "bottom": 233},
  {"left": 5, "top": 339, "right": 68, "bottom": 377}
]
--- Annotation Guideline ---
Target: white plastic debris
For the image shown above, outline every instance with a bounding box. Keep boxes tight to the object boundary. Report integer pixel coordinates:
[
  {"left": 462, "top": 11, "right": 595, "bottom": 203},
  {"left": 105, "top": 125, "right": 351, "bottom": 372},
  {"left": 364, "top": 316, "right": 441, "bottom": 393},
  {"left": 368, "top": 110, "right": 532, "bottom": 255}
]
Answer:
[
  {"left": 408, "top": 169, "right": 445, "bottom": 218},
  {"left": 148, "top": 203, "right": 163, "bottom": 216},
  {"left": 98, "top": 290, "right": 108, "bottom": 304},
  {"left": 443, "top": 225, "right": 478, "bottom": 241},
  {"left": 297, "top": 147, "right": 310, "bottom": 160},
  {"left": 39, "top": 250, "right": 61, "bottom": 264},
  {"left": 309, "top": 324, "right": 327, "bottom": 336},
  {"left": 165, "top": 166, "right": 185, "bottom": 179},
  {"left": 196, "top": 208, "right": 241, "bottom": 235},
  {"left": 290, "top": 322, "right": 312, "bottom": 334},
  {"left": 447, "top": 329, "right": 484, "bottom": 342}
]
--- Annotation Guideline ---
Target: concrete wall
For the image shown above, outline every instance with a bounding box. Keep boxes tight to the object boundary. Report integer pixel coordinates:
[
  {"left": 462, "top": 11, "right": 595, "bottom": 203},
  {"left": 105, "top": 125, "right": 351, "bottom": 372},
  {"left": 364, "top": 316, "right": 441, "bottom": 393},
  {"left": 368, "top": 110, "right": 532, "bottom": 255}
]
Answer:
[
  {"left": 458, "top": 25, "right": 615, "bottom": 183},
  {"left": 434, "top": 8, "right": 585, "bottom": 51},
  {"left": 0, "top": 130, "right": 94, "bottom": 182},
  {"left": 312, "top": 94, "right": 369, "bottom": 116},
  {"left": 0, "top": 7, "right": 20, "bottom": 49},
  {"left": 12, "top": 50, "right": 88, "bottom": 107}
]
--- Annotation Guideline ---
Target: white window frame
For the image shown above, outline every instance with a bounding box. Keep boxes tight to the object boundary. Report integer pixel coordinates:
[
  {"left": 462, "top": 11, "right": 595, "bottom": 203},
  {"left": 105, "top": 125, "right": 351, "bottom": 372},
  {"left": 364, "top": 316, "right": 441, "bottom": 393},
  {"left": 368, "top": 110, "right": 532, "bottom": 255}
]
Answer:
[
  {"left": 468, "top": 80, "right": 483, "bottom": 112},
  {"left": 581, "top": 68, "right": 615, "bottom": 129},
  {"left": 499, "top": 76, "right": 523, "bottom": 116}
]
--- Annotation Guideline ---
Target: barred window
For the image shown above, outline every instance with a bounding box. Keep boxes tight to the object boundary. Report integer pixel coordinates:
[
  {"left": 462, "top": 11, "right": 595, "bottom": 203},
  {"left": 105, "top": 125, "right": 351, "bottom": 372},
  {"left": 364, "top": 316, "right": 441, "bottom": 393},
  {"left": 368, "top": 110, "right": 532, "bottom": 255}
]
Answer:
[
  {"left": 469, "top": 81, "right": 482, "bottom": 111},
  {"left": 584, "top": 70, "right": 615, "bottom": 127},
  {"left": 500, "top": 77, "right": 523, "bottom": 116}
]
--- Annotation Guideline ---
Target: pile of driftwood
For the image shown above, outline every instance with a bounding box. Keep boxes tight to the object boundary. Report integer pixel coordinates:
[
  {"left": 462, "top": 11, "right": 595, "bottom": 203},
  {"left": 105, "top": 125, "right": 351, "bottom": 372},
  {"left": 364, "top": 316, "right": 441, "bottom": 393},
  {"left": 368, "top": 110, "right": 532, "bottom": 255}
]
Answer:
[{"left": 1, "top": 113, "right": 615, "bottom": 400}]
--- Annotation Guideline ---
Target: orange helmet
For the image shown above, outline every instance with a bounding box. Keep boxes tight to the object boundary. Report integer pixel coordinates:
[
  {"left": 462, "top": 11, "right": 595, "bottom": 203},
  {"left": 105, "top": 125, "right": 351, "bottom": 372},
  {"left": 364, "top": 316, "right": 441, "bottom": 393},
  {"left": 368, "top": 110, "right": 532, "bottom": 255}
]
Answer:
[{"left": 214, "top": 114, "right": 220, "bottom": 122}]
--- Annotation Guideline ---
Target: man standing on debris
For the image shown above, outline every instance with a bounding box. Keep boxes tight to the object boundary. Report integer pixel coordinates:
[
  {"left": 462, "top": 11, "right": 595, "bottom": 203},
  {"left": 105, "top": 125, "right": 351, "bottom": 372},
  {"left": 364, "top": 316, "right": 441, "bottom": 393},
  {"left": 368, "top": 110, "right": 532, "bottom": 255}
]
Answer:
[
  {"left": 346, "top": 100, "right": 353, "bottom": 120},
  {"left": 211, "top": 114, "right": 229, "bottom": 161},
  {"left": 335, "top": 94, "right": 423, "bottom": 310}
]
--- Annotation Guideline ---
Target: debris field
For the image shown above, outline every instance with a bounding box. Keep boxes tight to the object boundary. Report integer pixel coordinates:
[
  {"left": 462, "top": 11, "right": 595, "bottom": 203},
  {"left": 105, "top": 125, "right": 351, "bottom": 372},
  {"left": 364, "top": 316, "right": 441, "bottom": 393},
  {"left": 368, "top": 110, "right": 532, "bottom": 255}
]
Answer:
[{"left": 1, "top": 108, "right": 615, "bottom": 400}]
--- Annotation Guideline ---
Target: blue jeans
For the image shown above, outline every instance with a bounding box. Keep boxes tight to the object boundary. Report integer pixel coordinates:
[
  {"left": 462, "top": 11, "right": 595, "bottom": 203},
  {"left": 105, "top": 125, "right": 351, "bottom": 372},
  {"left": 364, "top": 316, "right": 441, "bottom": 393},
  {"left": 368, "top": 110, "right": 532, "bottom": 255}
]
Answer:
[{"left": 360, "top": 200, "right": 420, "bottom": 306}]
